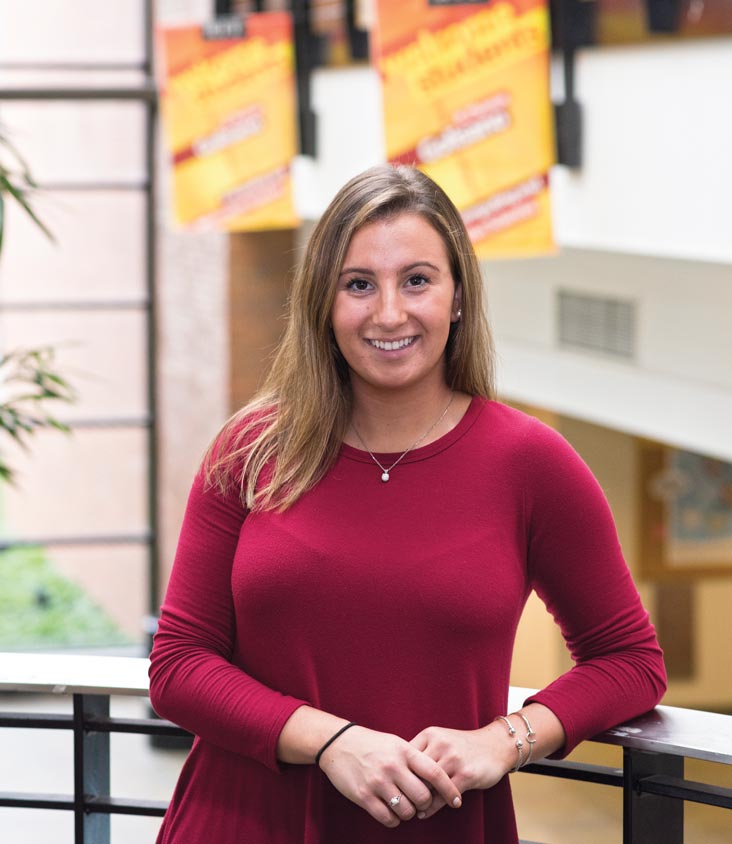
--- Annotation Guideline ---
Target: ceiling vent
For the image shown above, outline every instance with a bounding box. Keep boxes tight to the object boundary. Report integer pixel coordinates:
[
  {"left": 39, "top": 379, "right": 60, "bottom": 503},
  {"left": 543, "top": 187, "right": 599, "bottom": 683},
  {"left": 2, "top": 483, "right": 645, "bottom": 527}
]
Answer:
[{"left": 558, "top": 290, "right": 636, "bottom": 360}]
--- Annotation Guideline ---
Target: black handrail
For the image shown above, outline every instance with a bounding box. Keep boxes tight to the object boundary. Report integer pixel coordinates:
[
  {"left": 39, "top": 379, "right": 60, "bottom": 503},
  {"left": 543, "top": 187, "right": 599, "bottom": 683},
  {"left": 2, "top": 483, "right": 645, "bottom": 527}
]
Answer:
[{"left": 0, "top": 682, "right": 729, "bottom": 844}]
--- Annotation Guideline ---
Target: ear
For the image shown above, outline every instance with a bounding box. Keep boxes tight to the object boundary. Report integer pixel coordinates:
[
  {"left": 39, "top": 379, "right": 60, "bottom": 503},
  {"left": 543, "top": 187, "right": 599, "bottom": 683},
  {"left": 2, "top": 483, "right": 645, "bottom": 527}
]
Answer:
[{"left": 451, "top": 283, "right": 463, "bottom": 322}]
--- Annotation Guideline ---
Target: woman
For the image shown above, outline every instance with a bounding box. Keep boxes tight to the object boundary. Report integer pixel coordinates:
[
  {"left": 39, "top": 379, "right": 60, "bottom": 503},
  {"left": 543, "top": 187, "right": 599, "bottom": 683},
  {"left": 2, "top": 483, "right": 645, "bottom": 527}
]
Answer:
[{"left": 149, "top": 164, "right": 666, "bottom": 843}]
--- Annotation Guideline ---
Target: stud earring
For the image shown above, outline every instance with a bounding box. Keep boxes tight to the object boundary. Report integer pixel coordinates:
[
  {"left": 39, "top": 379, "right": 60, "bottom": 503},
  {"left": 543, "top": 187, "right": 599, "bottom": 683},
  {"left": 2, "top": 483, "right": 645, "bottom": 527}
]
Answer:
[{"left": 456, "top": 308, "right": 462, "bottom": 321}]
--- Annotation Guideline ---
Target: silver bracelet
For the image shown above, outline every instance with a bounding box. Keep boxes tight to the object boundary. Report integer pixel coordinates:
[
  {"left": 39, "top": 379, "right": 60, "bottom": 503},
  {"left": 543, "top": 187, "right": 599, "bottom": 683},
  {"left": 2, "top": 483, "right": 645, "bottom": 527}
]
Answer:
[
  {"left": 512, "top": 711, "right": 537, "bottom": 767},
  {"left": 493, "top": 715, "right": 525, "bottom": 772}
]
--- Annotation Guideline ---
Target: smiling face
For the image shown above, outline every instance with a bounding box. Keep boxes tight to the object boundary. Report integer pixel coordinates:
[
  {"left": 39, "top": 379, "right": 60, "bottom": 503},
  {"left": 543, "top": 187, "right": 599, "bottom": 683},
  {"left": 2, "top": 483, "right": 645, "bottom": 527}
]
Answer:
[{"left": 330, "top": 212, "right": 461, "bottom": 400}]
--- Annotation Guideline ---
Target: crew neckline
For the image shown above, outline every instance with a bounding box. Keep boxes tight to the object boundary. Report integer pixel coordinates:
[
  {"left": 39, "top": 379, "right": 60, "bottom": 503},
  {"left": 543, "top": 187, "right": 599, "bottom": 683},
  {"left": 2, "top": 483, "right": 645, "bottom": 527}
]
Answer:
[{"left": 341, "top": 395, "right": 486, "bottom": 466}]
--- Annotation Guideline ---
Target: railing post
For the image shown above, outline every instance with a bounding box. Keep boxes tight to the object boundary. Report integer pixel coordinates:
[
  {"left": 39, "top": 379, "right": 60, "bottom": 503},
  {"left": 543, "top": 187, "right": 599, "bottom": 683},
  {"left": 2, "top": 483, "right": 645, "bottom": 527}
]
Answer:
[
  {"left": 73, "top": 694, "right": 110, "bottom": 844},
  {"left": 623, "top": 748, "right": 684, "bottom": 844}
]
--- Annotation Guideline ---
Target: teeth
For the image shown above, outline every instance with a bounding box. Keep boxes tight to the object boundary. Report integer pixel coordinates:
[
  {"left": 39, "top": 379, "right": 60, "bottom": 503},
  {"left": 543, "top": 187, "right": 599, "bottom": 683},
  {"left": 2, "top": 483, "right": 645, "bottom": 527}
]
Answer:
[{"left": 369, "top": 337, "right": 415, "bottom": 351}]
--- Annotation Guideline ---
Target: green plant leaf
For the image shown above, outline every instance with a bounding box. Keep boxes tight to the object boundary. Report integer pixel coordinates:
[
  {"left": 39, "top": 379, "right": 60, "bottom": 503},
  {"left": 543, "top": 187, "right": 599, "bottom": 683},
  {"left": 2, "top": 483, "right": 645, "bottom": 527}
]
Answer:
[
  {"left": 46, "top": 419, "right": 71, "bottom": 433},
  {"left": 0, "top": 127, "right": 33, "bottom": 171},
  {"left": 0, "top": 175, "right": 53, "bottom": 242}
]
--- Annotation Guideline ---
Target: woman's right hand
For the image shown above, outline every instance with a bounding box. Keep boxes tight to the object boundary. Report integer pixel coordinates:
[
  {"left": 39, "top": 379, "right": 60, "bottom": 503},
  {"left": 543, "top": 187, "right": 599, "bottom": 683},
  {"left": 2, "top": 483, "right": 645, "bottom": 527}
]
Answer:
[{"left": 317, "top": 725, "right": 463, "bottom": 828}]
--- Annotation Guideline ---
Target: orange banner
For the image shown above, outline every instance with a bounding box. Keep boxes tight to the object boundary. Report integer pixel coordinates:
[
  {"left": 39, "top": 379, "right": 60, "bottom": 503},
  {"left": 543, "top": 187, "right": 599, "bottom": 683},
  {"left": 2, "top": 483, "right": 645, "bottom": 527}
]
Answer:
[
  {"left": 157, "top": 12, "right": 299, "bottom": 231},
  {"left": 373, "top": 0, "right": 555, "bottom": 257}
]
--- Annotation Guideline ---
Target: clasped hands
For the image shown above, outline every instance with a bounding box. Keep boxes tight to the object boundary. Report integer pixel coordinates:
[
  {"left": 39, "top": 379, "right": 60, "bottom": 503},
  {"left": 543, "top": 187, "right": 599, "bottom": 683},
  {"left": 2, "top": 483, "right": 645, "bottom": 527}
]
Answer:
[{"left": 318, "top": 723, "right": 510, "bottom": 829}]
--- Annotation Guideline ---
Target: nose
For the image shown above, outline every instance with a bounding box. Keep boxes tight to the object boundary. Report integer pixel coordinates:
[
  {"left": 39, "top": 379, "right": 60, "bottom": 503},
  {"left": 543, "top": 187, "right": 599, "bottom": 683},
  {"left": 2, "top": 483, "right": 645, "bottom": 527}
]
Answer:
[{"left": 373, "top": 286, "right": 406, "bottom": 330}]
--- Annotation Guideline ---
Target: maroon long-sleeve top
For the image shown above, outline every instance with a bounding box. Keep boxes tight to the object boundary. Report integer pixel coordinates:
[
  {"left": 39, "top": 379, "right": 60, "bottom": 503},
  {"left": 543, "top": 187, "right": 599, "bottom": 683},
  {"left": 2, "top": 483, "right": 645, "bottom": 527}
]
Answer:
[{"left": 149, "top": 398, "right": 666, "bottom": 843}]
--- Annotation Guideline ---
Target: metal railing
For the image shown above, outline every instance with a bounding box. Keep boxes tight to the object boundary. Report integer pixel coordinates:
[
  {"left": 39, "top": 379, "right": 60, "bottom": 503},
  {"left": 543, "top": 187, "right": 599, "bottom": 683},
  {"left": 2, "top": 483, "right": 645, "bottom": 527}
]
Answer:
[{"left": 0, "top": 653, "right": 730, "bottom": 843}]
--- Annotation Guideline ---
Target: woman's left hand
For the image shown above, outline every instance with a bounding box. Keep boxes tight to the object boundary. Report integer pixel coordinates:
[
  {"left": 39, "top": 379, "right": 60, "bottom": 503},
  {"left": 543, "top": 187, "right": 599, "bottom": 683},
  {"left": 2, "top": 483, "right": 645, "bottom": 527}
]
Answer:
[
  {"left": 411, "top": 704, "right": 566, "bottom": 820},
  {"left": 408, "top": 724, "right": 512, "bottom": 820}
]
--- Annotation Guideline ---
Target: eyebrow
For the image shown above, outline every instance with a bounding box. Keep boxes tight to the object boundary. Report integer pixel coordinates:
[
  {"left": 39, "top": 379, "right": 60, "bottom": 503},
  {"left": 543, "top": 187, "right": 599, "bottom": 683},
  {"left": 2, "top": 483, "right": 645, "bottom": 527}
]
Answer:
[{"left": 339, "top": 261, "right": 441, "bottom": 277}]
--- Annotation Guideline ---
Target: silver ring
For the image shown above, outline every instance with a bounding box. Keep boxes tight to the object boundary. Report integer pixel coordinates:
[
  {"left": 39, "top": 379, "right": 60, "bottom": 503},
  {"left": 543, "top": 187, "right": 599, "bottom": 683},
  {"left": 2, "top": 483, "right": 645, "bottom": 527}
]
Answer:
[{"left": 388, "top": 794, "right": 401, "bottom": 809}]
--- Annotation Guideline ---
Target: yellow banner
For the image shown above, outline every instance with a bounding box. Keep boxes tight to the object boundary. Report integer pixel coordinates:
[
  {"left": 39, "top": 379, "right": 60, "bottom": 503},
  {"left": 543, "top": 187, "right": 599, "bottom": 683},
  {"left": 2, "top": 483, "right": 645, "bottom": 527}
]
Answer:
[
  {"left": 157, "top": 12, "right": 299, "bottom": 231},
  {"left": 373, "top": 0, "right": 555, "bottom": 257}
]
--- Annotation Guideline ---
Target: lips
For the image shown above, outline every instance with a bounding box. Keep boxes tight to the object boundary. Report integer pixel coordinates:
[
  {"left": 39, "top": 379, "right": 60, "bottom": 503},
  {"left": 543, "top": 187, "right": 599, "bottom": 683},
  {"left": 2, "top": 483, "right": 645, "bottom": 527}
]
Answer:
[{"left": 367, "top": 337, "right": 416, "bottom": 351}]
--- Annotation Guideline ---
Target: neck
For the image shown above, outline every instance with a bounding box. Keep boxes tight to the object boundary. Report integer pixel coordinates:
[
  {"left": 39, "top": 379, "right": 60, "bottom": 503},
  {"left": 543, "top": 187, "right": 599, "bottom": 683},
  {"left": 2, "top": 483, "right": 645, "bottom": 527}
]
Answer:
[{"left": 348, "top": 383, "right": 457, "bottom": 453}]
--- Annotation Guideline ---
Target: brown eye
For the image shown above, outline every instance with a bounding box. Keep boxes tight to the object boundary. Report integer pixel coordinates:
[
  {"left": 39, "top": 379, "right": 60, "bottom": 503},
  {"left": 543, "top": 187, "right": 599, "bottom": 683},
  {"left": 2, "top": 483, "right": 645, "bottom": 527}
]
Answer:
[{"left": 346, "top": 278, "right": 371, "bottom": 292}]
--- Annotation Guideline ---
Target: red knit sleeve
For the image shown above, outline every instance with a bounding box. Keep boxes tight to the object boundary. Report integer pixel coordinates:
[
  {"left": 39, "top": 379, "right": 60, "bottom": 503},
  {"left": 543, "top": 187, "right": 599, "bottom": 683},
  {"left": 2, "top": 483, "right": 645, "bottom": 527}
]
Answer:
[
  {"left": 520, "top": 420, "right": 667, "bottom": 756},
  {"left": 148, "top": 470, "right": 308, "bottom": 771}
]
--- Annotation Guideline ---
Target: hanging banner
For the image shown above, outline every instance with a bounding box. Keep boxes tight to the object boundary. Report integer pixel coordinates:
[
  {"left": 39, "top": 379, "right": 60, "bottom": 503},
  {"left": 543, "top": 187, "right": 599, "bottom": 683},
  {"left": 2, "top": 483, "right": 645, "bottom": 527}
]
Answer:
[
  {"left": 372, "top": 0, "right": 555, "bottom": 257},
  {"left": 157, "top": 12, "right": 299, "bottom": 231}
]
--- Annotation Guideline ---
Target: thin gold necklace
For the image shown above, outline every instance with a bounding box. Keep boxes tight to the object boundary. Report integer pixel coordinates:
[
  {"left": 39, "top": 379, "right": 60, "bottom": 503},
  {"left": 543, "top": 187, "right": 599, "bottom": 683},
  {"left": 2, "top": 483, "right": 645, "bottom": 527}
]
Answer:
[{"left": 351, "top": 392, "right": 455, "bottom": 483}]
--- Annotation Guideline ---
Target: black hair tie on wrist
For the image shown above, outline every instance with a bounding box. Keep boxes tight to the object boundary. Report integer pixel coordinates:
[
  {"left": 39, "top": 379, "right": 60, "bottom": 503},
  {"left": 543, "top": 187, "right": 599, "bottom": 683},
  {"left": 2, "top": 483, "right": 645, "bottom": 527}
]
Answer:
[{"left": 315, "top": 722, "right": 357, "bottom": 765}]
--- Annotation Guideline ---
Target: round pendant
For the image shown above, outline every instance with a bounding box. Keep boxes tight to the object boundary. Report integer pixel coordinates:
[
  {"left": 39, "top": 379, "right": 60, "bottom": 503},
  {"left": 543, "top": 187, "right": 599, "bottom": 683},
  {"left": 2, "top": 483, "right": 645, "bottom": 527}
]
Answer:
[{"left": 381, "top": 472, "right": 390, "bottom": 482}]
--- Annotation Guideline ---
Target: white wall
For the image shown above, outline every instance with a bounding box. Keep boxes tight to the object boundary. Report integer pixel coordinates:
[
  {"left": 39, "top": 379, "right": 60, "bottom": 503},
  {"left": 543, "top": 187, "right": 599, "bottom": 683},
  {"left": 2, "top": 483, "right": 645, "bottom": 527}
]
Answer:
[
  {"left": 551, "top": 39, "right": 732, "bottom": 263},
  {"left": 487, "top": 249, "right": 732, "bottom": 462},
  {"left": 0, "top": 0, "right": 144, "bottom": 63}
]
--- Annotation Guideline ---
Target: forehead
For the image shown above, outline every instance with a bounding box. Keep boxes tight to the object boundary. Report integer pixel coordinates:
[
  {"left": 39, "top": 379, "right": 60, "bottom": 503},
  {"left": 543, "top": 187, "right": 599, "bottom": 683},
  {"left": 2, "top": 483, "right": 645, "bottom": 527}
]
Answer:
[{"left": 343, "top": 212, "right": 450, "bottom": 266}]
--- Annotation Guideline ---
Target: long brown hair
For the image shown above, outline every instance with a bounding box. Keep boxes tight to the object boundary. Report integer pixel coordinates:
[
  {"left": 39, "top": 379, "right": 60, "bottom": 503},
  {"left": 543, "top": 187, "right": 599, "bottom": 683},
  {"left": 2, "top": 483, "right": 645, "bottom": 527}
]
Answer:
[{"left": 205, "top": 164, "right": 495, "bottom": 510}]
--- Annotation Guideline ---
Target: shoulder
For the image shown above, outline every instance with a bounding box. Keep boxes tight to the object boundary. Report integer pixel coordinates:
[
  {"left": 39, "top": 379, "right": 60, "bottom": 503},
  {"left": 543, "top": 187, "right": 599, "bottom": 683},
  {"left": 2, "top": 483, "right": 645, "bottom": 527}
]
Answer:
[
  {"left": 471, "top": 399, "right": 573, "bottom": 460},
  {"left": 471, "top": 400, "right": 603, "bottom": 498}
]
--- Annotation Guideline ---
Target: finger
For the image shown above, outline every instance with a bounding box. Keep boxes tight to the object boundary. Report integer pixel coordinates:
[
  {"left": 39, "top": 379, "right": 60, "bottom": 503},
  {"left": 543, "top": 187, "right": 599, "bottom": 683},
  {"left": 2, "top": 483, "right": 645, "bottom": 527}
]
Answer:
[
  {"left": 383, "top": 790, "right": 417, "bottom": 821},
  {"left": 396, "top": 772, "right": 435, "bottom": 812},
  {"left": 363, "top": 795, "right": 401, "bottom": 828},
  {"left": 409, "top": 731, "right": 428, "bottom": 752},
  {"left": 418, "top": 795, "right": 446, "bottom": 821},
  {"left": 408, "top": 750, "right": 462, "bottom": 809}
]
